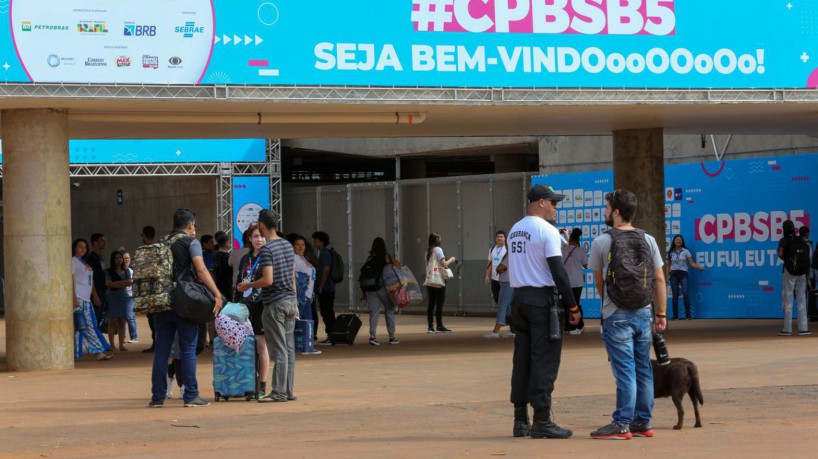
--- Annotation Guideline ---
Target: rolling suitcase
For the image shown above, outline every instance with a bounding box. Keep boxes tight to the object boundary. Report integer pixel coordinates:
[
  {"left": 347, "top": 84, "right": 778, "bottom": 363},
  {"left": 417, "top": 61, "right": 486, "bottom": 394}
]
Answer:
[
  {"left": 329, "top": 314, "right": 362, "bottom": 346},
  {"left": 213, "top": 335, "right": 258, "bottom": 401}
]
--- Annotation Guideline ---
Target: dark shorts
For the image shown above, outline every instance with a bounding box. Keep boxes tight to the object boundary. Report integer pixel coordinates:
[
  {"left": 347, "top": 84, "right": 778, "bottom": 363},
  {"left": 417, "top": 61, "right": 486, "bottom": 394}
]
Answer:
[{"left": 245, "top": 301, "right": 264, "bottom": 336}]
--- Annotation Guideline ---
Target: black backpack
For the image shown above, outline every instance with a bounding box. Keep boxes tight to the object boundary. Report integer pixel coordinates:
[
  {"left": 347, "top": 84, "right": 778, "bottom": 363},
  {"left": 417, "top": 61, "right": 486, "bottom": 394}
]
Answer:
[
  {"left": 784, "top": 236, "right": 811, "bottom": 276},
  {"left": 329, "top": 247, "right": 345, "bottom": 283},
  {"left": 359, "top": 257, "right": 386, "bottom": 292},
  {"left": 605, "top": 228, "right": 655, "bottom": 310}
]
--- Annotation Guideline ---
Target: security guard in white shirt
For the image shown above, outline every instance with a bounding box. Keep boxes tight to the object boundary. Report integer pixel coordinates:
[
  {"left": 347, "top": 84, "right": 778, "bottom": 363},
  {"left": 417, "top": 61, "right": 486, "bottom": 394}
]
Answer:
[{"left": 507, "top": 184, "right": 581, "bottom": 439}]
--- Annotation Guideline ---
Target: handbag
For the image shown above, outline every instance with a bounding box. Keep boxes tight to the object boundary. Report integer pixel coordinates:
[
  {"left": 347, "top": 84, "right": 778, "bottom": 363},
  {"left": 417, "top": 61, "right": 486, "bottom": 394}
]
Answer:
[
  {"left": 73, "top": 306, "right": 88, "bottom": 331},
  {"left": 171, "top": 280, "right": 220, "bottom": 324},
  {"left": 424, "top": 257, "right": 445, "bottom": 288},
  {"left": 443, "top": 267, "right": 454, "bottom": 279}
]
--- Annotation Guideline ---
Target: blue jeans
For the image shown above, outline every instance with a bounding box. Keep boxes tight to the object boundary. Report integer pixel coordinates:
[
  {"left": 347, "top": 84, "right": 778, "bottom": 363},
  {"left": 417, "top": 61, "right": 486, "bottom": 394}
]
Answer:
[
  {"left": 601, "top": 308, "right": 654, "bottom": 426},
  {"left": 669, "top": 270, "right": 691, "bottom": 319},
  {"left": 126, "top": 298, "right": 138, "bottom": 340},
  {"left": 151, "top": 311, "right": 200, "bottom": 403},
  {"left": 496, "top": 281, "right": 514, "bottom": 326}
]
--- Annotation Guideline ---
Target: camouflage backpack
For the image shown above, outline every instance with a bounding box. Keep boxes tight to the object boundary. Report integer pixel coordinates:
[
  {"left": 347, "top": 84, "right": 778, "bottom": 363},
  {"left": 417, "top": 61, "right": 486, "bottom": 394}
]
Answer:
[{"left": 132, "top": 233, "right": 186, "bottom": 314}]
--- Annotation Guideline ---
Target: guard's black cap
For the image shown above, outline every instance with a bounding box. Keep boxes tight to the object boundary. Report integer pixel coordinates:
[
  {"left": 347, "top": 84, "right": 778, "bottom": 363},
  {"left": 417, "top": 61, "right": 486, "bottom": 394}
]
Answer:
[{"left": 527, "top": 184, "right": 566, "bottom": 204}]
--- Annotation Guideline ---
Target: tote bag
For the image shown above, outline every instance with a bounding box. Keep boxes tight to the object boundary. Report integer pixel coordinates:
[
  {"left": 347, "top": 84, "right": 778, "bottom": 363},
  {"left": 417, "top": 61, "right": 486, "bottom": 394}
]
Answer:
[{"left": 424, "top": 256, "right": 445, "bottom": 288}]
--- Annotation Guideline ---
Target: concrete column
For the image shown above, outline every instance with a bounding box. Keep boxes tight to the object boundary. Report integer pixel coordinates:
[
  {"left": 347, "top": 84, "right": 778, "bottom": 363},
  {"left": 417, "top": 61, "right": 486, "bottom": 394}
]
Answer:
[
  {"left": 2, "top": 109, "right": 73, "bottom": 371},
  {"left": 612, "top": 128, "right": 665, "bottom": 250}
]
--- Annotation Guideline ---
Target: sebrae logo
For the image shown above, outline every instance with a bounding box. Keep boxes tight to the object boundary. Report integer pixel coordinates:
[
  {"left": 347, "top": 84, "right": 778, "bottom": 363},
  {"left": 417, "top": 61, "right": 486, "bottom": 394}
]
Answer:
[
  {"left": 175, "top": 21, "right": 204, "bottom": 38},
  {"left": 78, "top": 22, "right": 108, "bottom": 34}
]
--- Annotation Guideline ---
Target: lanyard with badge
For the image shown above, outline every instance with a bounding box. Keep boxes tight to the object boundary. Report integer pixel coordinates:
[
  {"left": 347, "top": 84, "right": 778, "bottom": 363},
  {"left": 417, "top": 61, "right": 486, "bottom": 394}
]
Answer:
[{"left": 242, "top": 255, "right": 262, "bottom": 298}]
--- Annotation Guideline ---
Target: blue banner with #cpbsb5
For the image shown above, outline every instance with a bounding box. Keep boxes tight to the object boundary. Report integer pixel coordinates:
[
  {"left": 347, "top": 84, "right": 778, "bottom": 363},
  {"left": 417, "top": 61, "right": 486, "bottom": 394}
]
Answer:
[
  {"left": 533, "top": 152, "right": 818, "bottom": 319},
  {"left": 4, "top": 1, "right": 818, "bottom": 89}
]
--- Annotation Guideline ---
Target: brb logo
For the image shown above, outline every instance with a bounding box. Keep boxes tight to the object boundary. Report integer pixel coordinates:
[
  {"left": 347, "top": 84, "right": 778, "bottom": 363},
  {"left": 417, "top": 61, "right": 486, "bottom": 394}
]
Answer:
[
  {"left": 695, "top": 210, "right": 810, "bottom": 244},
  {"left": 124, "top": 22, "right": 157, "bottom": 37}
]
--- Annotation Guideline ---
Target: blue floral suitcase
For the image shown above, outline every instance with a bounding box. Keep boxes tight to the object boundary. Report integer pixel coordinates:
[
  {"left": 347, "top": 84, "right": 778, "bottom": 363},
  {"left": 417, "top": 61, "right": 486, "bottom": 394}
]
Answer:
[{"left": 212, "top": 336, "right": 258, "bottom": 401}]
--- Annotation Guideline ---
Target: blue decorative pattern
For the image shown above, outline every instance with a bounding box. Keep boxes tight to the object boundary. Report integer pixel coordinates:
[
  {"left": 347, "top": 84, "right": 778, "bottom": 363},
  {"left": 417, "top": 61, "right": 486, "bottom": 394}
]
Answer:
[{"left": 212, "top": 336, "right": 256, "bottom": 399}]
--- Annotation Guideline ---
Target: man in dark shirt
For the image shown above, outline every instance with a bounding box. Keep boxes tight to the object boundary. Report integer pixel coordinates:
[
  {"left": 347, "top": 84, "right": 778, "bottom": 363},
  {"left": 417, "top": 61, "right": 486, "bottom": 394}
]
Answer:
[
  {"left": 239, "top": 209, "right": 297, "bottom": 402},
  {"left": 312, "top": 231, "right": 336, "bottom": 345},
  {"left": 148, "top": 209, "right": 223, "bottom": 408},
  {"left": 214, "top": 231, "right": 234, "bottom": 300},
  {"left": 85, "top": 233, "right": 107, "bottom": 318}
]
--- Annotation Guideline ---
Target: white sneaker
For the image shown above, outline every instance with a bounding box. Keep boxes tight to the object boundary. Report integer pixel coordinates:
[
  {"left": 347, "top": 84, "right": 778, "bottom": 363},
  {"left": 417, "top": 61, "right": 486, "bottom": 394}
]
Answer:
[
  {"left": 127, "top": 339, "right": 139, "bottom": 343},
  {"left": 569, "top": 329, "right": 583, "bottom": 335},
  {"left": 483, "top": 332, "right": 500, "bottom": 339},
  {"left": 502, "top": 332, "right": 516, "bottom": 338},
  {"left": 166, "top": 376, "right": 174, "bottom": 399}
]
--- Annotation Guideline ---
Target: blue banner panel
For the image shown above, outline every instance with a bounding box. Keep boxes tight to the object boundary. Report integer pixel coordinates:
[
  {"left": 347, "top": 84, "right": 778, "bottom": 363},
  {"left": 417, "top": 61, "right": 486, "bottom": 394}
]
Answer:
[
  {"left": 0, "top": 138, "right": 266, "bottom": 163},
  {"left": 232, "top": 176, "right": 270, "bottom": 250},
  {"left": 534, "top": 152, "right": 818, "bottom": 319},
  {"left": 2, "top": 1, "right": 818, "bottom": 88}
]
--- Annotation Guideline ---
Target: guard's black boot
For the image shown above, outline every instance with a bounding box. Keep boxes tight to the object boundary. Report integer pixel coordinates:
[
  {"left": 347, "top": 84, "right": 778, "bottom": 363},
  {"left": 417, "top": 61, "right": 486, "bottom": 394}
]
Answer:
[
  {"left": 513, "top": 403, "right": 530, "bottom": 437},
  {"left": 530, "top": 409, "right": 573, "bottom": 439}
]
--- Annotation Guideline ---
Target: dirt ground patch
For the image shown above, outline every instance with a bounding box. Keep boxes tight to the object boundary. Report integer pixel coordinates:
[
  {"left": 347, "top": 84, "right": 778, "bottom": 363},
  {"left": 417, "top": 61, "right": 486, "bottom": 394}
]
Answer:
[{"left": 2, "top": 315, "right": 818, "bottom": 458}]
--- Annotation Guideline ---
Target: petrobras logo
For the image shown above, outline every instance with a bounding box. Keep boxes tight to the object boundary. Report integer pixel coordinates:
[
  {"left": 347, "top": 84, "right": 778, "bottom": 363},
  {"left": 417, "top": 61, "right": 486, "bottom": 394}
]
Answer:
[
  {"left": 116, "top": 56, "right": 131, "bottom": 67},
  {"left": 175, "top": 21, "right": 204, "bottom": 38},
  {"left": 22, "top": 21, "right": 68, "bottom": 32},
  {"left": 124, "top": 22, "right": 157, "bottom": 37},
  {"left": 142, "top": 54, "right": 159, "bottom": 69},
  {"left": 78, "top": 22, "right": 108, "bottom": 34}
]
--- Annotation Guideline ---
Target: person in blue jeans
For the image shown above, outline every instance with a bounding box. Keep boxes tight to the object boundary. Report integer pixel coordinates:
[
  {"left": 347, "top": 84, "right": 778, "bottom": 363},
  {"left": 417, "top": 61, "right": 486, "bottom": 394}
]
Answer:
[
  {"left": 149, "top": 208, "right": 224, "bottom": 408},
  {"left": 588, "top": 189, "right": 667, "bottom": 440},
  {"left": 122, "top": 251, "right": 139, "bottom": 343},
  {"left": 666, "top": 235, "right": 705, "bottom": 320}
]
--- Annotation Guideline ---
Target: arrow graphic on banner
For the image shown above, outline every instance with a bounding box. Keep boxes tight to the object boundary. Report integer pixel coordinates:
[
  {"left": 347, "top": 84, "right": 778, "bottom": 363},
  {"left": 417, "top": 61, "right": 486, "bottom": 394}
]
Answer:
[{"left": 214, "top": 34, "right": 264, "bottom": 46}]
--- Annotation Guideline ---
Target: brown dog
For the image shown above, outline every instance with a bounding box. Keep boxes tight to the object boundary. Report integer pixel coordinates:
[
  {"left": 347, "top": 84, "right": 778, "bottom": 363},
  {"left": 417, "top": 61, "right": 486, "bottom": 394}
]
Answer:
[{"left": 652, "top": 357, "right": 704, "bottom": 430}]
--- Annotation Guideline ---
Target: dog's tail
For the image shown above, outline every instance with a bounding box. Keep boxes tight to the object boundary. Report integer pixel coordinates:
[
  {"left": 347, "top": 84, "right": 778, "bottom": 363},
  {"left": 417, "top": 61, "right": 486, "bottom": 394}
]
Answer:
[{"left": 689, "top": 362, "right": 704, "bottom": 405}]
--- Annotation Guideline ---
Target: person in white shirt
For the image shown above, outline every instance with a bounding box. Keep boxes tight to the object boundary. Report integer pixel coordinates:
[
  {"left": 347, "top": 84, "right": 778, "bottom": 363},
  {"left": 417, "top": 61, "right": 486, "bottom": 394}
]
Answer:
[
  {"left": 666, "top": 234, "right": 705, "bottom": 320},
  {"left": 72, "top": 238, "right": 113, "bottom": 361},
  {"left": 507, "top": 184, "right": 580, "bottom": 440},
  {"left": 484, "top": 230, "right": 515, "bottom": 338},
  {"left": 423, "top": 233, "right": 456, "bottom": 333}
]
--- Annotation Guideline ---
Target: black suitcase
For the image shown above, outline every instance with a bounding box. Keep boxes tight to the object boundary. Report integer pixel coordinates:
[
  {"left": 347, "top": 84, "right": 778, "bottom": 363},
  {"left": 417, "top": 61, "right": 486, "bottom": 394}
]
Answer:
[
  {"left": 809, "top": 289, "right": 818, "bottom": 322},
  {"left": 329, "top": 314, "right": 362, "bottom": 345}
]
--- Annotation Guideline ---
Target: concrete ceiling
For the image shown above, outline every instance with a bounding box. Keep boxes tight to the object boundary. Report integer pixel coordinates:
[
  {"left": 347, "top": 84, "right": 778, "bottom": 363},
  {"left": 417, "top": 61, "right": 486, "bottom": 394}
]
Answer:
[{"left": 3, "top": 89, "right": 818, "bottom": 139}]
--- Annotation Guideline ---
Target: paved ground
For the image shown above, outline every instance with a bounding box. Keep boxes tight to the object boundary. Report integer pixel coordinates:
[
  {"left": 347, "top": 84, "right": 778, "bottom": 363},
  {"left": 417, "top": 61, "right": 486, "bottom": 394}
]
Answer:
[{"left": 2, "top": 314, "right": 818, "bottom": 458}]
